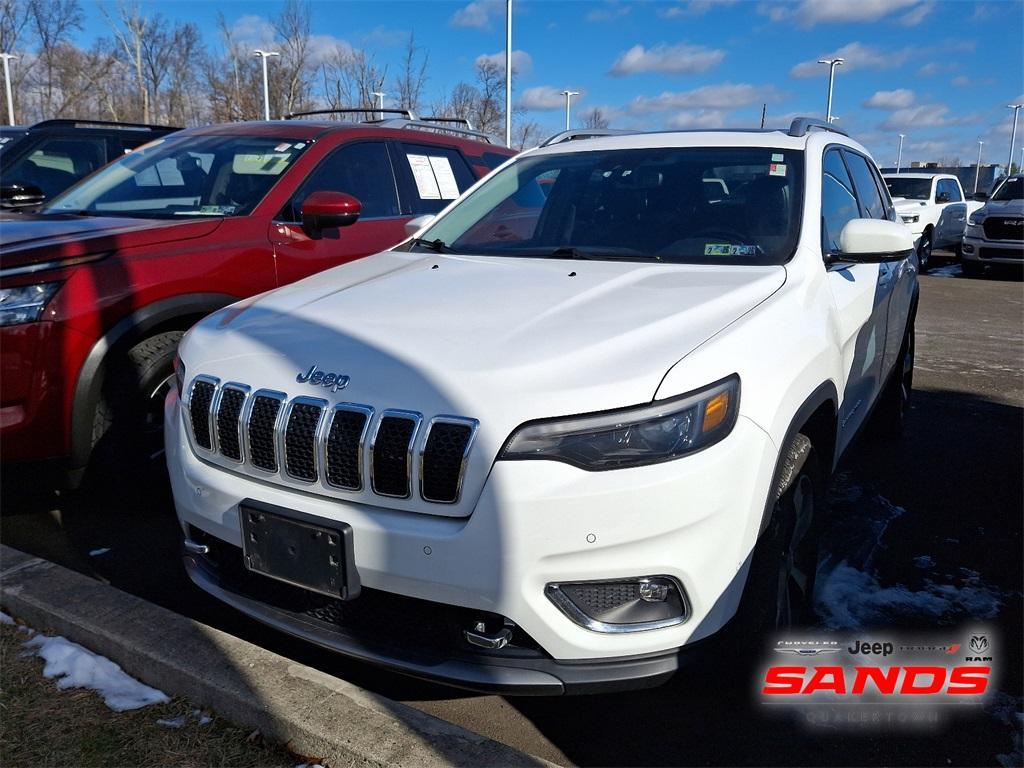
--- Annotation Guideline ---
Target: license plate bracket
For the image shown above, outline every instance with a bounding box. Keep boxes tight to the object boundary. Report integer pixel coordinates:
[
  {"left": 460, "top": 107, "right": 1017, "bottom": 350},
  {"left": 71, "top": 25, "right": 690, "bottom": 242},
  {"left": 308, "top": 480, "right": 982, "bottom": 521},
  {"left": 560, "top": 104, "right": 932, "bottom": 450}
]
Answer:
[{"left": 239, "top": 500, "right": 360, "bottom": 600}]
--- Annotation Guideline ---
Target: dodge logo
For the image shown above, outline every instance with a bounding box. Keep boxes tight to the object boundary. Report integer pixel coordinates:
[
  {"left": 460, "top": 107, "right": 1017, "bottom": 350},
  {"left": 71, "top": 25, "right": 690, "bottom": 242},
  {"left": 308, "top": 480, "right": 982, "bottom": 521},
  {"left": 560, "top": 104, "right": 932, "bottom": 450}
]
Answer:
[{"left": 296, "top": 364, "right": 350, "bottom": 393}]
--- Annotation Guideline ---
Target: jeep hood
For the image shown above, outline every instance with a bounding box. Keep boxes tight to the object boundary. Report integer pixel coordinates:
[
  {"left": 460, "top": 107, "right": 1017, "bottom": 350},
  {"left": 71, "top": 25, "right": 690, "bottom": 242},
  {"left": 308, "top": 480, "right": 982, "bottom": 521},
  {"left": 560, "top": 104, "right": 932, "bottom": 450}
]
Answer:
[
  {"left": 0, "top": 212, "right": 222, "bottom": 270},
  {"left": 188, "top": 249, "right": 782, "bottom": 425}
]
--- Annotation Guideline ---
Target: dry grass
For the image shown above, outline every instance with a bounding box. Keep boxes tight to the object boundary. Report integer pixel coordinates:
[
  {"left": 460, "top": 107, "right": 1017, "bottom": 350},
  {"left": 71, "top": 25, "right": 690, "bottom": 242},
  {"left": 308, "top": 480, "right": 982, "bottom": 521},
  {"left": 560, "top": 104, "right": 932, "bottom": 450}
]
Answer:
[{"left": 0, "top": 622, "right": 303, "bottom": 768}]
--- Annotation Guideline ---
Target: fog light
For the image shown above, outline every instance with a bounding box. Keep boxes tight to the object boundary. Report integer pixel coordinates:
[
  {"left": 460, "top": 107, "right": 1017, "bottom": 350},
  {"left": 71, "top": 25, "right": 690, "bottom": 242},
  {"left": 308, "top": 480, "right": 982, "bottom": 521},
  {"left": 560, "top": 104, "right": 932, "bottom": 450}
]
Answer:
[
  {"left": 962, "top": 243, "right": 974, "bottom": 254},
  {"left": 546, "top": 576, "right": 688, "bottom": 633}
]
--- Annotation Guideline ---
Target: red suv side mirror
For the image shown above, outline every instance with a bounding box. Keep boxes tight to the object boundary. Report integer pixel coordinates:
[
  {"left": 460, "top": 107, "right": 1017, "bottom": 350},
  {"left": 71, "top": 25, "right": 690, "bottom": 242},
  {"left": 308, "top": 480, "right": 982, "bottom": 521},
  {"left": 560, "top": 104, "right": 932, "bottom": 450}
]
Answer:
[{"left": 301, "top": 191, "right": 361, "bottom": 235}]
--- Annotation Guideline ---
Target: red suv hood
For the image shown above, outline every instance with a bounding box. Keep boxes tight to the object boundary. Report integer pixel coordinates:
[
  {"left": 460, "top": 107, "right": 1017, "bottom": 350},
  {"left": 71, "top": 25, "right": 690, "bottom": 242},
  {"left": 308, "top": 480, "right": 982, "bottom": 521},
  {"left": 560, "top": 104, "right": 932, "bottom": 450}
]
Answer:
[{"left": 0, "top": 213, "right": 223, "bottom": 270}]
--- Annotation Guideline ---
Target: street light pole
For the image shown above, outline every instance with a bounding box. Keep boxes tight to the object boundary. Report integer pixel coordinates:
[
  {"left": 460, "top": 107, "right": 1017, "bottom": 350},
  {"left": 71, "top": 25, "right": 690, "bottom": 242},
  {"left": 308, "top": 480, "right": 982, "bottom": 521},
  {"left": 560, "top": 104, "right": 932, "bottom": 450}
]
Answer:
[
  {"left": 0, "top": 53, "right": 16, "bottom": 126},
  {"left": 974, "top": 140, "right": 984, "bottom": 194},
  {"left": 896, "top": 134, "right": 905, "bottom": 173},
  {"left": 253, "top": 49, "right": 280, "bottom": 121},
  {"left": 817, "top": 57, "right": 844, "bottom": 123},
  {"left": 504, "top": 0, "right": 512, "bottom": 147},
  {"left": 1007, "top": 104, "right": 1022, "bottom": 174},
  {"left": 560, "top": 90, "right": 579, "bottom": 131},
  {"left": 371, "top": 91, "right": 385, "bottom": 121}
]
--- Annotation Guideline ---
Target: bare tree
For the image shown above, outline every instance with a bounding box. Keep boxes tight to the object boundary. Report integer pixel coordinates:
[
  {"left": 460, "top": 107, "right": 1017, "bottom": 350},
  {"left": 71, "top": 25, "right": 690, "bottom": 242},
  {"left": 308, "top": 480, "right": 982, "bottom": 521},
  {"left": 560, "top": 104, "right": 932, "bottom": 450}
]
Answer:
[
  {"left": 512, "top": 117, "right": 540, "bottom": 150},
  {"left": 272, "top": 0, "right": 314, "bottom": 117},
  {"left": 392, "top": 32, "right": 427, "bottom": 114},
  {"left": 26, "top": 0, "right": 83, "bottom": 118},
  {"left": 204, "top": 13, "right": 261, "bottom": 122},
  {"left": 581, "top": 107, "right": 609, "bottom": 129},
  {"left": 0, "top": 0, "right": 31, "bottom": 121},
  {"left": 102, "top": 1, "right": 151, "bottom": 121},
  {"left": 321, "top": 47, "right": 385, "bottom": 117}
]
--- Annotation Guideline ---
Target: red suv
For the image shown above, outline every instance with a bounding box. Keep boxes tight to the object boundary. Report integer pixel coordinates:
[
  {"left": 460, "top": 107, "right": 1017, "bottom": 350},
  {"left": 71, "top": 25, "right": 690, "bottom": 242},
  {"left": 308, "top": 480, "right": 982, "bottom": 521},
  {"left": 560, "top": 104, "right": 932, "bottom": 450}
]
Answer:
[{"left": 0, "top": 112, "right": 513, "bottom": 483}]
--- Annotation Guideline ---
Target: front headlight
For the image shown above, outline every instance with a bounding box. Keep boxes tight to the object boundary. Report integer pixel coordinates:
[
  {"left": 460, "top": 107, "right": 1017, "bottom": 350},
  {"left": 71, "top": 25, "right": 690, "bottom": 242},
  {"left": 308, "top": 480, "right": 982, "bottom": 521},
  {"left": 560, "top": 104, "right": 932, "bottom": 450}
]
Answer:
[
  {"left": 499, "top": 376, "right": 739, "bottom": 470},
  {"left": 968, "top": 212, "right": 985, "bottom": 226},
  {"left": 0, "top": 283, "right": 61, "bottom": 326},
  {"left": 900, "top": 214, "right": 920, "bottom": 224}
]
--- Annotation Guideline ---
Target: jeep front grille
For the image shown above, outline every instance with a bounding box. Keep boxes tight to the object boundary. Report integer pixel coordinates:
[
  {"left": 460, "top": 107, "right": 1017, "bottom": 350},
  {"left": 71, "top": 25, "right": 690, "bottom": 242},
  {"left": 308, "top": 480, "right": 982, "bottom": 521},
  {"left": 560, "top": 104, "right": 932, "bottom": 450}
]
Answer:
[{"left": 184, "top": 378, "right": 477, "bottom": 505}]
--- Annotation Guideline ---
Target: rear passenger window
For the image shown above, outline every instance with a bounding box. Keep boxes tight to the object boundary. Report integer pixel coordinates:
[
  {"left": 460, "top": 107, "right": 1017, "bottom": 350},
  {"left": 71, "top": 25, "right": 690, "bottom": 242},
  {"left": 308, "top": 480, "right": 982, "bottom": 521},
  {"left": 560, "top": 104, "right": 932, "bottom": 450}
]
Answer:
[
  {"left": 821, "top": 149, "right": 860, "bottom": 255},
  {"left": 844, "top": 151, "right": 887, "bottom": 220},
  {"left": 396, "top": 143, "right": 476, "bottom": 215}
]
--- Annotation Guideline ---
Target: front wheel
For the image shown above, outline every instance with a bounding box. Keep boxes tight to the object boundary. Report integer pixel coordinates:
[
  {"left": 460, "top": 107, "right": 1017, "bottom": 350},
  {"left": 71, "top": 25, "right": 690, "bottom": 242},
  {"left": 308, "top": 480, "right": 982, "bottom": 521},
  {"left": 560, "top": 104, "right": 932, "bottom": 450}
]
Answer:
[
  {"left": 917, "top": 230, "right": 933, "bottom": 273},
  {"left": 734, "top": 435, "right": 823, "bottom": 633}
]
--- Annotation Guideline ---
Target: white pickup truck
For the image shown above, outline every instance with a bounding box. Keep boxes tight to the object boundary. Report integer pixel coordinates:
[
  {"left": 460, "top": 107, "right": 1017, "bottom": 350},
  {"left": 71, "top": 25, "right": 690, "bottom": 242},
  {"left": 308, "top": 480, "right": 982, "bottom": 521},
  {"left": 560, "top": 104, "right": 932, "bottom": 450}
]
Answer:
[{"left": 883, "top": 173, "right": 983, "bottom": 272}]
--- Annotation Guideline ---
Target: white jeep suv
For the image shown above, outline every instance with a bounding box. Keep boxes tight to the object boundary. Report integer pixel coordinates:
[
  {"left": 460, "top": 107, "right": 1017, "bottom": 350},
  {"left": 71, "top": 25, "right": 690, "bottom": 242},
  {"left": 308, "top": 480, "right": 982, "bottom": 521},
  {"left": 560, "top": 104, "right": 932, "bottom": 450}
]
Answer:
[{"left": 165, "top": 118, "right": 917, "bottom": 694}]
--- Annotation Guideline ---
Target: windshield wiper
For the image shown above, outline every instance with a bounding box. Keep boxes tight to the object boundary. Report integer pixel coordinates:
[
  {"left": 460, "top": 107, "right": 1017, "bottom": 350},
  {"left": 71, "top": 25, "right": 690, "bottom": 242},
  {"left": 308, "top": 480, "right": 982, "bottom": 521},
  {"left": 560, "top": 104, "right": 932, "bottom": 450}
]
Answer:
[
  {"left": 544, "top": 246, "right": 599, "bottom": 260},
  {"left": 411, "top": 237, "right": 458, "bottom": 254}
]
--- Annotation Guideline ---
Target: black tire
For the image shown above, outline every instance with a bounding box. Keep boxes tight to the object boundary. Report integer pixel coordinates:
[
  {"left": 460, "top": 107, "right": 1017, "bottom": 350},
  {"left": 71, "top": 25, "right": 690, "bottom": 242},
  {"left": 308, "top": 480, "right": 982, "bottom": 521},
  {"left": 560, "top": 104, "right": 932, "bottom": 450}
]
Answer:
[
  {"left": 88, "top": 331, "right": 182, "bottom": 487},
  {"left": 733, "top": 435, "right": 823, "bottom": 633},
  {"left": 872, "top": 320, "right": 914, "bottom": 440},
  {"left": 962, "top": 259, "right": 984, "bottom": 278},
  {"left": 917, "top": 229, "right": 933, "bottom": 273}
]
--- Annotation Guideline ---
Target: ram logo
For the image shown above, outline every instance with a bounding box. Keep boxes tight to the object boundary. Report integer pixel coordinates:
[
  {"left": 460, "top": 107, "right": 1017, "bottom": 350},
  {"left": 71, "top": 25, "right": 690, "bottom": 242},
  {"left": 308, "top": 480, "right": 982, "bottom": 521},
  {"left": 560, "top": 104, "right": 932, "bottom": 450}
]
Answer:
[{"left": 969, "top": 635, "right": 989, "bottom": 654}]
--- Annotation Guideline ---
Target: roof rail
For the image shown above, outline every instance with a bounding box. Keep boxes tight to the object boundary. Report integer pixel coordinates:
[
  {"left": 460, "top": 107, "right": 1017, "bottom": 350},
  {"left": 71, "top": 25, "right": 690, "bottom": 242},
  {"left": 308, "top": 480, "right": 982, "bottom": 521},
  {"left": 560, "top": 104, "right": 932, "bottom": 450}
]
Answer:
[
  {"left": 377, "top": 118, "right": 496, "bottom": 144},
  {"left": 787, "top": 117, "right": 848, "bottom": 138},
  {"left": 30, "top": 118, "right": 180, "bottom": 131},
  {"left": 285, "top": 108, "right": 416, "bottom": 121},
  {"left": 421, "top": 116, "right": 475, "bottom": 130},
  {"left": 539, "top": 128, "right": 634, "bottom": 147}
]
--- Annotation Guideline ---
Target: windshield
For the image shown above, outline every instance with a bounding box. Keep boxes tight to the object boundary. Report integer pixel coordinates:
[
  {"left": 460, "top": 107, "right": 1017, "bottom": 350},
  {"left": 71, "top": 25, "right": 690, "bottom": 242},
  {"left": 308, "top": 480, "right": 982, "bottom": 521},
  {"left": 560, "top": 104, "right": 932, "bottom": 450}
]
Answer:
[
  {"left": 43, "top": 134, "right": 309, "bottom": 218},
  {"left": 884, "top": 177, "right": 931, "bottom": 200},
  {"left": 414, "top": 146, "right": 804, "bottom": 265},
  {"left": 991, "top": 177, "right": 1023, "bottom": 201}
]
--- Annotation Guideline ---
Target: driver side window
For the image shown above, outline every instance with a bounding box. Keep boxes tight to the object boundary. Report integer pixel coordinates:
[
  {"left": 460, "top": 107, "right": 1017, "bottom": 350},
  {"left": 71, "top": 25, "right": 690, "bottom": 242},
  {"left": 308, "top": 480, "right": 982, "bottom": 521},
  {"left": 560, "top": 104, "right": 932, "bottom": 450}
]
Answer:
[
  {"left": 282, "top": 141, "right": 400, "bottom": 222},
  {"left": 821, "top": 149, "right": 860, "bottom": 256}
]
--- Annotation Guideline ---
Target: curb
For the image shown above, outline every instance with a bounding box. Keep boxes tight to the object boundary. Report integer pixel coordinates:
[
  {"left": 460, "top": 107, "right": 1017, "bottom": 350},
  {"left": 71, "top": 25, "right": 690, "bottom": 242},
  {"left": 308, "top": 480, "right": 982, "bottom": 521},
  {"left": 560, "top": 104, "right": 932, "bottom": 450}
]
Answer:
[{"left": 0, "top": 545, "right": 556, "bottom": 768}]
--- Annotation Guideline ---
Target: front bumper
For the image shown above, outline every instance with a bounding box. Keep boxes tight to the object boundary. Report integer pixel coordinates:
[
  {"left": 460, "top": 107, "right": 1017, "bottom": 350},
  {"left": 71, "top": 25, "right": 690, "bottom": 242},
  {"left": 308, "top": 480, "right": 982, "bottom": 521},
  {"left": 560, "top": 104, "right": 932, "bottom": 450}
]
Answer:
[
  {"left": 166, "top": 390, "right": 777, "bottom": 692},
  {"left": 962, "top": 232, "right": 1024, "bottom": 264}
]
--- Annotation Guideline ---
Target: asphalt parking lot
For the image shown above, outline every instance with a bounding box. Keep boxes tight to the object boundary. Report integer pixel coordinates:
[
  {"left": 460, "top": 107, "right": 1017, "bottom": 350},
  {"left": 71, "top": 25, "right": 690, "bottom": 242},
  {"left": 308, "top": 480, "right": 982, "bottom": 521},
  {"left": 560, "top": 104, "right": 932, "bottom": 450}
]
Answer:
[{"left": 2, "top": 258, "right": 1021, "bottom": 767}]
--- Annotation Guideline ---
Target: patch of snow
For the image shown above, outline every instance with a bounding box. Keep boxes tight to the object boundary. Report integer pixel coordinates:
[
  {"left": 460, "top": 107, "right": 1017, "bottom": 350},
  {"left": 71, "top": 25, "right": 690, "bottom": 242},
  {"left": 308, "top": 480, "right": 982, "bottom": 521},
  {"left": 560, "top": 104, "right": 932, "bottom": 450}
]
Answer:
[
  {"left": 913, "top": 555, "right": 936, "bottom": 568},
  {"left": 295, "top": 764, "right": 325, "bottom": 768},
  {"left": 88, "top": 548, "right": 111, "bottom": 557},
  {"left": 929, "top": 263, "right": 962, "bottom": 278},
  {"left": 0, "top": 611, "right": 14, "bottom": 625},
  {"left": 23, "top": 634, "right": 169, "bottom": 712},
  {"left": 156, "top": 715, "right": 188, "bottom": 728}
]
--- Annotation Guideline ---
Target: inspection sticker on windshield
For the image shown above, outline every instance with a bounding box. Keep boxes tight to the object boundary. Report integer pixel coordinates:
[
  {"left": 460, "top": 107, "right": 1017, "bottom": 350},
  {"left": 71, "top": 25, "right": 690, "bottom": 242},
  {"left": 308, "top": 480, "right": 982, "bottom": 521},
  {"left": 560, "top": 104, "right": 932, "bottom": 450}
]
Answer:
[
  {"left": 772, "top": 153, "right": 784, "bottom": 162},
  {"left": 705, "top": 243, "right": 759, "bottom": 256},
  {"left": 273, "top": 142, "right": 292, "bottom": 152},
  {"left": 769, "top": 163, "right": 787, "bottom": 177}
]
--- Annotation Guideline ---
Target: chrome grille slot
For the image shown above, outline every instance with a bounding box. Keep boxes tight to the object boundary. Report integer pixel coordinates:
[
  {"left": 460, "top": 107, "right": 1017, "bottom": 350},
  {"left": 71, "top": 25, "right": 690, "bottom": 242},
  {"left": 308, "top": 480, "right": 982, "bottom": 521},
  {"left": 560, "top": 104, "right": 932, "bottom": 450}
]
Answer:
[
  {"left": 248, "top": 392, "right": 285, "bottom": 472},
  {"left": 284, "top": 399, "right": 325, "bottom": 482},
  {"left": 421, "top": 418, "right": 478, "bottom": 504},
  {"left": 371, "top": 411, "right": 421, "bottom": 498},
  {"left": 325, "top": 405, "right": 371, "bottom": 490},
  {"left": 215, "top": 385, "right": 248, "bottom": 461},
  {"left": 188, "top": 377, "right": 217, "bottom": 450}
]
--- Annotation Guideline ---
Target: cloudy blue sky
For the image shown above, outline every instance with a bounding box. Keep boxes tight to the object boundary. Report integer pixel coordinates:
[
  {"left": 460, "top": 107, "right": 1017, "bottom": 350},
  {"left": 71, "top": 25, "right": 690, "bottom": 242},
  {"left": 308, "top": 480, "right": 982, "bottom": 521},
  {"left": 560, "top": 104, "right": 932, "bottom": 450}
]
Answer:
[{"left": 77, "top": 0, "right": 1023, "bottom": 165}]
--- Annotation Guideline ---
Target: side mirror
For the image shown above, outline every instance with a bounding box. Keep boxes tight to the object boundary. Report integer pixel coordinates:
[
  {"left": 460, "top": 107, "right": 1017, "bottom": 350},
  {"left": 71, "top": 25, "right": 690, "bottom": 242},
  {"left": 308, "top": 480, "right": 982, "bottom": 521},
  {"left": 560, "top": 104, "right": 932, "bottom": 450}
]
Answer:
[
  {"left": 836, "top": 219, "right": 914, "bottom": 263},
  {"left": 301, "top": 191, "right": 361, "bottom": 236},
  {"left": 935, "top": 192, "right": 950, "bottom": 204},
  {"left": 0, "top": 183, "right": 46, "bottom": 209},
  {"left": 973, "top": 191, "right": 988, "bottom": 202},
  {"left": 404, "top": 214, "right": 435, "bottom": 239}
]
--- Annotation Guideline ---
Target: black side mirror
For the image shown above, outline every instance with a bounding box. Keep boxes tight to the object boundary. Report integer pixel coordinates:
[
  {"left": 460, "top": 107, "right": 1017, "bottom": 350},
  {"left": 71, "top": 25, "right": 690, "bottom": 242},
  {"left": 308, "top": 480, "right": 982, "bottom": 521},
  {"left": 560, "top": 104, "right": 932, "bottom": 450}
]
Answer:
[
  {"left": 935, "top": 192, "right": 950, "bottom": 204},
  {"left": 0, "top": 183, "right": 46, "bottom": 209},
  {"left": 973, "top": 191, "right": 988, "bottom": 202}
]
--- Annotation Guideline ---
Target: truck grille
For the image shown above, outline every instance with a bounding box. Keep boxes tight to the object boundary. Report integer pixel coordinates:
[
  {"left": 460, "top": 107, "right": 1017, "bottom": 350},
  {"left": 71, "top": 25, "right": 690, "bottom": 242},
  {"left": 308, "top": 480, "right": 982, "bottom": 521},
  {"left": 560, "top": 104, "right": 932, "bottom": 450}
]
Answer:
[
  {"left": 983, "top": 217, "right": 1024, "bottom": 241},
  {"left": 184, "top": 378, "right": 477, "bottom": 505}
]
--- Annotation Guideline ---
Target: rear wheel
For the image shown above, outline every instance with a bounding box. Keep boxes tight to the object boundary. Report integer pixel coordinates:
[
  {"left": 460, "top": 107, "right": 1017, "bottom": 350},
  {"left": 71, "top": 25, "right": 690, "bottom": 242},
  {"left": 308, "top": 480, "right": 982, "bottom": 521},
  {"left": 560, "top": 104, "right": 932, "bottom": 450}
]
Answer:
[
  {"left": 88, "top": 331, "right": 182, "bottom": 489},
  {"left": 734, "top": 435, "right": 823, "bottom": 633}
]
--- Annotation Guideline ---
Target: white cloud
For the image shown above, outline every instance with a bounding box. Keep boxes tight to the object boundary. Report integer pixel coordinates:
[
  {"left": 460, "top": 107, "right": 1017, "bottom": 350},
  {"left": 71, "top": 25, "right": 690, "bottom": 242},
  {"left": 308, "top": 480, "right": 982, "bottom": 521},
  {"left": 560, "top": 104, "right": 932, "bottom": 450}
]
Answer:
[
  {"left": 610, "top": 43, "right": 725, "bottom": 76},
  {"left": 586, "top": 1, "right": 631, "bottom": 22},
  {"left": 307, "top": 34, "right": 353, "bottom": 66},
  {"left": 790, "top": 42, "right": 912, "bottom": 78},
  {"left": 231, "top": 14, "right": 276, "bottom": 47},
  {"left": 450, "top": 0, "right": 503, "bottom": 29},
  {"left": 864, "top": 89, "right": 916, "bottom": 109},
  {"left": 899, "top": 1, "right": 935, "bottom": 26},
  {"left": 475, "top": 50, "right": 533, "bottom": 76},
  {"left": 879, "top": 104, "right": 979, "bottom": 131},
  {"left": 951, "top": 76, "right": 971, "bottom": 88},
  {"left": 665, "top": 110, "right": 729, "bottom": 129},
  {"left": 763, "top": 0, "right": 925, "bottom": 27},
  {"left": 658, "top": 0, "right": 737, "bottom": 18},
  {"left": 627, "top": 83, "right": 783, "bottom": 114},
  {"left": 519, "top": 86, "right": 585, "bottom": 111}
]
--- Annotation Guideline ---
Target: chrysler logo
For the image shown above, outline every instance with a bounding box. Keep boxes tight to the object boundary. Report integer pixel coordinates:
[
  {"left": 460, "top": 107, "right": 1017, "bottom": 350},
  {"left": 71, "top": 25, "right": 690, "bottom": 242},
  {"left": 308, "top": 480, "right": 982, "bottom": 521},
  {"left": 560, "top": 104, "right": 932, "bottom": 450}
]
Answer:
[{"left": 296, "top": 364, "right": 350, "bottom": 393}]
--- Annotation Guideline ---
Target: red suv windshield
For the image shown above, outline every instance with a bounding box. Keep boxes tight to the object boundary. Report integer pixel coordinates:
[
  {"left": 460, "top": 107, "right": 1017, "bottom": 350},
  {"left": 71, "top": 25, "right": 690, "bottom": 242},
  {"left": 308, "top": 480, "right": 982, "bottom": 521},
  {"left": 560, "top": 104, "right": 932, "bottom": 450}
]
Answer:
[{"left": 43, "top": 134, "right": 310, "bottom": 219}]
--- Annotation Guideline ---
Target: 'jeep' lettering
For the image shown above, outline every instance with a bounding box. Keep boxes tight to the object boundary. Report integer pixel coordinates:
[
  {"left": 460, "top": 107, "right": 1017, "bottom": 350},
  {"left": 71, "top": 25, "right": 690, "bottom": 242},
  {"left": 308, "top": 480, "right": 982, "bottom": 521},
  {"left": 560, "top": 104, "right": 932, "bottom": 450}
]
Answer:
[{"left": 296, "top": 364, "right": 350, "bottom": 393}]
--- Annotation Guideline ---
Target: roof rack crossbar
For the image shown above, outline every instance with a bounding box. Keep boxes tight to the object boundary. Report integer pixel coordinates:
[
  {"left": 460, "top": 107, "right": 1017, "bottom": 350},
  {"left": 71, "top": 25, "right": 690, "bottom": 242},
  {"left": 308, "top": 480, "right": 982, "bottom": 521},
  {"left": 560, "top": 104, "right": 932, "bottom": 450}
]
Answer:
[
  {"left": 539, "top": 128, "right": 635, "bottom": 147},
  {"left": 787, "top": 117, "right": 848, "bottom": 138},
  {"left": 30, "top": 118, "right": 180, "bottom": 131},
  {"left": 421, "top": 116, "right": 475, "bottom": 129},
  {"left": 285, "top": 108, "right": 416, "bottom": 121},
  {"left": 377, "top": 118, "right": 495, "bottom": 144}
]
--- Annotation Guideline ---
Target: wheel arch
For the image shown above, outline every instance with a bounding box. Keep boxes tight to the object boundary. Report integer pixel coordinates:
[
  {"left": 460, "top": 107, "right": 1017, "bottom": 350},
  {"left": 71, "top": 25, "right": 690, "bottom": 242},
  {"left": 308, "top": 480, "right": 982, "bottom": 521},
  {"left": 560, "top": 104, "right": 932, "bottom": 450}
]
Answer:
[
  {"left": 757, "top": 380, "right": 838, "bottom": 537},
  {"left": 69, "top": 292, "right": 238, "bottom": 480}
]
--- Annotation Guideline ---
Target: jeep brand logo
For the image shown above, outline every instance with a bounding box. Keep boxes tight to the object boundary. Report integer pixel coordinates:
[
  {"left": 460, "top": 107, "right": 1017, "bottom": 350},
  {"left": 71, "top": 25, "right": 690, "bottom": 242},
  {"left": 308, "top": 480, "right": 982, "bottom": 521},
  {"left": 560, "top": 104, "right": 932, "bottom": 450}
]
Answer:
[{"left": 296, "top": 364, "right": 350, "bottom": 393}]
